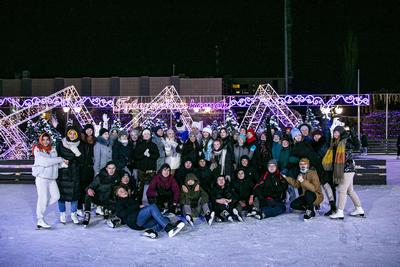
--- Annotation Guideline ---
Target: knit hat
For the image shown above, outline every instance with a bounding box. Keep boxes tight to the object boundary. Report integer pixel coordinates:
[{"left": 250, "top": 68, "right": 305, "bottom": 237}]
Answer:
[
  {"left": 130, "top": 128, "right": 140, "bottom": 136},
  {"left": 83, "top": 123, "right": 94, "bottom": 132},
  {"left": 267, "top": 159, "right": 278, "bottom": 166},
  {"left": 202, "top": 126, "right": 212, "bottom": 135},
  {"left": 247, "top": 128, "right": 255, "bottom": 136},
  {"left": 66, "top": 126, "right": 80, "bottom": 142},
  {"left": 299, "top": 158, "right": 310, "bottom": 165},
  {"left": 152, "top": 125, "right": 162, "bottom": 134},
  {"left": 185, "top": 173, "right": 198, "bottom": 183},
  {"left": 282, "top": 135, "right": 291, "bottom": 143},
  {"left": 290, "top": 128, "right": 301, "bottom": 140},
  {"left": 118, "top": 130, "right": 129, "bottom": 138},
  {"left": 311, "top": 129, "right": 323, "bottom": 137},
  {"left": 299, "top": 123, "right": 312, "bottom": 133},
  {"left": 240, "top": 155, "right": 250, "bottom": 162},
  {"left": 142, "top": 129, "right": 151, "bottom": 136},
  {"left": 238, "top": 134, "right": 246, "bottom": 142},
  {"left": 333, "top": 126, "right": 346, "bottom": 136},
  {"left": 98, "top": 128, "right": 109, "bottom": 137}
]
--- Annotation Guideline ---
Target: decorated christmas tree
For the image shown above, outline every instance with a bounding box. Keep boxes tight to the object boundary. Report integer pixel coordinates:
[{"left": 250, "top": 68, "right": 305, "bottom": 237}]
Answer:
[
  {"left": 224, "top": 109, "right": 239, "bottom": 134},
  {"left": 24, "top": 120, "right": 37, "bottom": 151},
  {"left": 211, "top": 120, "right": 220, "bottom": 131},
  {"left": 305, "top": 108, "right": 320, "bottom": 129},
  {"left": 34, "top": 117, "right": 62, "bottom": 146}
]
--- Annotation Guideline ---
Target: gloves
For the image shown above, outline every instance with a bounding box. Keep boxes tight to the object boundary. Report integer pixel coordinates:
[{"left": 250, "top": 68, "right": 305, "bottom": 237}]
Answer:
[
  {"left": 225, "top": 175, "right": 231, "bottom": 182},
  {"left": 250, "top": 145, "right": 256, "bottom": 152},
  {"left": 144, "top": 149, "right": 150, "bottom": 157}
]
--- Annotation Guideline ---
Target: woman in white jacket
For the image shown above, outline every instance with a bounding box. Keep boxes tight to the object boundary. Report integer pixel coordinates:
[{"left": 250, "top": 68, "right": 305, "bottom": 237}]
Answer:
[
  {"left": 32, "top": 133, "right": 68, "bottom": 229},
  {"left": 164, "top": 129, "right": 182, "bottom": 175}
]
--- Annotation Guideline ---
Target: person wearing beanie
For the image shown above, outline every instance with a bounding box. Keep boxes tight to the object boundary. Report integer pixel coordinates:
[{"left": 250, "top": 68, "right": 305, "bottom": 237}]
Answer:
[
  {"left": 129, "top": 128, "right": 141, "bottom": 149},
  {"left": 164, "top": 129, "right": 182, "bottom": 175},
  {"left": 290, "top": 128, "right": 302, "bottom": 142},
  {"left": 146, "top": 163, "right": 180, "bottom": 215},
  {"left": 326, "top": 126, "right": 364, "bottom": 220},
  {"left": 94, "top": 128, "right": 112, "bottom": 176},
  {"left": 56, "top": 126, "right": 83, "bottom": 224},
  {"left": 299, "top": 123, "right": 312, "bottom": 143},
  {"left": 231, "top": 168, "right": 255, "bottom": 218},
  {"left": 210, "top": 138, "right": 235, "bottom": 182},
  {"left": 82, "top": 161, "right": 121, "bottom": 226},
  {"left": 175, "top": 158, "right": 196, "bottom": 186},
  {"left": 112, "top": 129, "right": 135, "bottom": 173},
  {"left": 282, "top": 158, "right": 323, "bottom": 221},
  {"left": 201, "top": 127, "right": 214, "bottom": 162},
  {"left": 211, "top": 175, "right": 241, "bottom": 222},
  {"left": 33, "top": 133, "right": 67, "bottom": 229},
  {"left": 277, "top": 135, "right": 298, "bottom": 202},
  {"left": 134, "top": 128, "right": 160, "bottom": 204},
  {"left": 182, "top": 132, "right": 202, "bottom": 167},
  {"left": 233, "top": 134, "right": 250, "bottom": 169},
  {"left": 152, "top": 126, "right": 166, "bottom": 171},
  {"left": 246, "top": 127, "right": 261, "bottom": 172},
  {"left": 180, "top": 173, "right": 215, "bottom": 226},
  {"left": 249, "top": 159, "right": 288, "bottom": 220},
  {"left": 77, "top": 124, "right": 96, "bottom": 216}
]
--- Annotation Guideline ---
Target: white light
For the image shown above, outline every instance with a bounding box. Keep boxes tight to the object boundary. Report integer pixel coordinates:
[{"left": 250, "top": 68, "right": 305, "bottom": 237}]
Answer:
[
  {"left": 193, "top": 108, "right": 200, "bottom": 113},
  {"left": 63, "top": 107, "right": 71, "bottom": 113},
  {"left": 335, "top": 106, "right": 343, "bottom": 114},
  {"left": 204, "top": 107, "right": 211, "bottom": 113},
  {"left": 73, "top": 106, "right": 82, "bottom": 113}
]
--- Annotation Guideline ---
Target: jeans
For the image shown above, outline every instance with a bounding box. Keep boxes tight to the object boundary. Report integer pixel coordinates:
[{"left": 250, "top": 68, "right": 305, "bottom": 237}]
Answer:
[
  {"left": 58, "top": 200, "right": 78, "bottom": 213},
  {"left": 287, "top": 185, "right": 297, "bottom": 202},
  {"left": 136, "top": 204, "right": 170, "bottom": 232},
  {"left": 261, "top": 200, "right": 286, "bottom": 218},
  {"left": 290, "top": 190, "right": 316, "bottom": 211}
]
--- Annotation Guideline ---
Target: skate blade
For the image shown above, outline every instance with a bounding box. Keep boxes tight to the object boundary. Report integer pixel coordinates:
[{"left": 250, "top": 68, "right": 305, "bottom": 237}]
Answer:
[
  {"left": 36, "top": 225, "right": 51, "bottom": 230},
  {"left": 350, "top": 214, "right": 365, "bottom": 218}
]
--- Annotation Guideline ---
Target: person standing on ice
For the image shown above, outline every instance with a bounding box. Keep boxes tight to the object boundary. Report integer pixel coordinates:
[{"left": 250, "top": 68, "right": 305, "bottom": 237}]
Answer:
[
  {"left": 56, "top": 126, "right": 83, "bottom": 225},
  {"left": 200, "top": 126, "right": 214, "bottom": 163},
  {"left": 32, "top": 133, "right": 68, "bottom": 229},
  {"left": 152, "top": 125, "right": 166, "bottom": 171},
  {"left": 323, "top": 126, "right": 365, "bottom": 220},
  {"left": 283, "top": 158, "right": 323, "bottom": 221},
  {"left": 93, "top": 128, "right": 113, "bottom": 176},
  {"left": 164, "top": 129, "right": 182, "bottom": 175}
]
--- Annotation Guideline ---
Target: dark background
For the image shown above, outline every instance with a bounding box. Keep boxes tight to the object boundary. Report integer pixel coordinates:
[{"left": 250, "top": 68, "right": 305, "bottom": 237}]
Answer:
[{"left": 0, "top": 1, "right": 399, "bottom": 93}]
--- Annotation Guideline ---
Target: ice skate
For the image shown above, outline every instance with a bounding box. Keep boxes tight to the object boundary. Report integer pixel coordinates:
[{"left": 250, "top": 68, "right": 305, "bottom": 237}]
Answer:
[
  {"left": 107, "top": 216, "right": 122, "bottom": 228},
  {"left": 143, "top": 229, "right": 158, "bottom": 239},
  {"left": 232, "top": 208, "right": 244, "bottom": 222},
  {"left": 59, "top": 212, "right": 66, "bottom": 224},
  {"left": 71, "top": 212, "right": 80, "bottom": 224},
  {"left": 329, "top": 209, "right": 344, "bottom": 220},
  {"left": 165, "top": 220, "right": 185, "bottom": 238},
  {"left": 96, "top": 206, "right": 104, "bottom": 216},
  {"left": 82, "top": 211, "right": 91, "bottom": 227},
  {"left": 205, "top": 211, "right": 215, "bottom": 226},
  {"left": 324, "top": 201, "right": 337, "bottom": 216},
  {"left": 350, "top": 207, "right": 365, "bottom": 217},
  {"left": 303, "top": 209, "right": 316, "bottom": 222},
  {"left": 37, "top": 218, "right": 51, "bottom": 229},
  {"left": 77, "top": 209, "right": 84, "bottom": 217},
  {"left": 254, "top": 211, "right": 263, "bottom": 220},
  {"left": 185, "top": 214, "right": 194, "bottom": 227}
]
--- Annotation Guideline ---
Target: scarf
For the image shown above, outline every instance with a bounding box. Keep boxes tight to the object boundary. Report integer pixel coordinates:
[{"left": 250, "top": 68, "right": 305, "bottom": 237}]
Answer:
[
  {"left": 246, "top": 136, "right": 256, "bottom": 144},
  {"left": 62, "top": 138, "right": 81, "bottom": 157},
  {"left": 323, "top": 138, "right": 346, "bottom": 183},
  {"left": 32, "top": 133, "right": 52, "bottom": 155},
  {"left": 97, "top": 136, "right": 110, "bottom": 146}
]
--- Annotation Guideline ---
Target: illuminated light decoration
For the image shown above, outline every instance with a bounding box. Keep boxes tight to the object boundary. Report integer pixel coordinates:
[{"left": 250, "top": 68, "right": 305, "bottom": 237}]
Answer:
[
  {"left": 334, "top": 106, "right": 343, "bottom": 115},
  {"left": 0, "top": 86, "right": 93, "bottom": 159},
  {"left": 73, "top": 106, "right": 82, "bottom": 113},
  {"left": 123, "top": 86, "right": 193, "bottom": 131},
  {"left": 240, "top": 84, "right": 301, "bottom": 131},
  {"left": 63, "top": 106, "right": 71, "bottom": 112},
  {"left": 0, "top": 94, "right": 370, "bottom": 112}
]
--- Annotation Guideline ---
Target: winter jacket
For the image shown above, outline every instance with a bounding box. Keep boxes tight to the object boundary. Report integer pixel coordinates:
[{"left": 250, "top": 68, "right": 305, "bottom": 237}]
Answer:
[
  {"left": 152, "top": 135, "right": 166, "bottom": 158},
  {"left": 32, "top": 148, "right": 63, "bottom": 179},
  {"left": 232, "top": 177, "right": 254, "bottom": 202},
  {"left": 57, "top": 140, "right": 82, "bottom": 201},
  {"left": 285, "top": 169, "right": 323, "bottom": 205},
  {"left": 165, "top": 138, "right": 182, "bottom": 170},
  {"left": 87, "top": 168, "right": 121, "bottom": 203},
  {"left": 78, "top": 136, "right": 95, "bottom": 183},
  {"left": 112, "top": 140, "right": 135, "bottom": 171},
  {"left": 239, "top": 162, "right": 260, "bottom": 185},
  {"left": 93, "top": 137, "right": 112, "bottom": 175},
  {"left": 194, "top": 166, "right": 214, "bottom": 195},
  {"left": 210, "top": 148, "right": 234, "bottom": 179},
  {"left": 182, "top": 139, "right": 202, "bottom": 164},
  {"left": 211, "top": 184, "right": 237, "bottom": 203},
  {"left": 180, "top": 175, "right": 209, "bottom": 207},
  {"left": 115, "top": 196, "right": 143, "bottom": 230},
  {"left": 332, "top": 131, "right": 360, "bottom": 173},
  {"left": 254, "top": 171, "right": 288, "bottom": 204},
  {"left": 134, "top": 140, "right": 160, "bottom": 172},
  {"left": 146, "top": 172, "right": 180, "bottom": 204},
  {"left": 201, "top": 137, "right": 213, "bottom": 162},
  {"left": 233, "top": 144, "right": 250, "bottom": 169},
  {"left": 247, "top": 139, "right": 261, "bottom": 171},
  {"left": 361, "top": 134, "right": 368, "bottom": 148},
  {"left": 175, "top": 166, "right": 196, "bottom": 186}
]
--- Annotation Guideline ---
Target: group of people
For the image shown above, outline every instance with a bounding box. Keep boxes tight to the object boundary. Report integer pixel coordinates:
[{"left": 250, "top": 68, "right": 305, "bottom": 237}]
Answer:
[{"left": 32, "top": 117, "right": 365, "bottom": 239}]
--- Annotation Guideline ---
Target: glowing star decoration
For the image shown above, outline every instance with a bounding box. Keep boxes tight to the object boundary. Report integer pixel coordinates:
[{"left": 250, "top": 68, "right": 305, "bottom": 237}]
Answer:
[{"left": 320, "top": 106, "right": 334, "bottom": 119}]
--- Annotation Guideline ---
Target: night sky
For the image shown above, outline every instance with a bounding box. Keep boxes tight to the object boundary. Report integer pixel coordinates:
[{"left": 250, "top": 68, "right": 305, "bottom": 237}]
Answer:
[{"left": 0, "top": 1, "right": 399, "bottom": 93}]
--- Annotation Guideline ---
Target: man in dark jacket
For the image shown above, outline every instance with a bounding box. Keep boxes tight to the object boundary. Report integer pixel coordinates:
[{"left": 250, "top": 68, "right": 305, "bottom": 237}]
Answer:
[
  {"left": 232, "top": 168, "right": 254, "bottom": 215},
  {"left": 175, "top": 158, "right": 196, "bottom": 186},
  {"left": 112, "top": 130, "right": 135, "bottom": 173},
  {"left": 211, "top": 175, "right": 242, "bottom": 222},
  {"left": 250, "top": 159, "right": 288, "bottom": 220},
  {"left": 194, "top": 156, "right": 214, "bottom": 195},
  {"left": 239, "top": 155, "right": 260, "bottom": 185},
  {"left": 82, "top": 161, "right": 121, "bottom": 226},
  {"left": 134, "top": 129, "right": 160, "bottom": 204}
]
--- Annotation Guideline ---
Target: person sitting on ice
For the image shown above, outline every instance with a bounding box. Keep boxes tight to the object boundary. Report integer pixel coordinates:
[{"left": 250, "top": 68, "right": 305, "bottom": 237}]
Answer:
[
  {"left": 115, "top": 185, "right": 185, "bottom": 239},
  {"left": 249, "top": 159, "right": 288, "bottom": 220},
  {"left": 82, "top": 161, "right": 121, "bottom": 226},
  {"left": 164, "top": 128, "right": 182, "bottom": 175},
  {"left": 211, "top": 175, "right": 242, "bottom": 222},
  {"left": 210, "top": 138, "right": 234, "bottom": 182},
  {"left": 146, "top": 164, "right": 180, "bottom": 215},
  {"left": 175, "top": 158, "right": 197, "bottom": 186},
  {"left": 231, "top": 168, "right": 255, "bottom": 216},
  {"left": 180, "top": 173, "right": 215, "bottom": 226},
  {"left": 282, "top": 158, "right": 323, "bottom": 221}
]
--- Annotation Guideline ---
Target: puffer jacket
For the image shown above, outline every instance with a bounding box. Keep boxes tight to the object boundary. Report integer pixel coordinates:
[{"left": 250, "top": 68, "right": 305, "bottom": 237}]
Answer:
[
  {"left": 180, "top": 175, "right": 209, "bottom": 207},
  {"left": 87, "top": 168, "right": 121, "bottom": 203},
  {"left": 32, "top": 148, "right": 63, "bottom": 179}
]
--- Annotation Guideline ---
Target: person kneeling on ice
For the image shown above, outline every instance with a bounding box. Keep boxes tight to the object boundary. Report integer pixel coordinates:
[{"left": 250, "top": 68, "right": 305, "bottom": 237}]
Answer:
[
  {"left": 180, "top": 173, "right": 215, "bottom": 226},
  {"left": 249, "top": 159, "right": 288, "bottom": 220},
  {"left": 211, "top": 175, "right": 243, "bottom": 222},
  {"left": 82, "top": 161, "right": 120, "bottom": 226},
  {"left": 115, "top": 186, "right": 185, "bottom": 239},
  {"left": 282, "top": 158, "right": 323, "bottom": 221},
  {"left": 146, "top": 164, "right": 180, "bottom": 215},
  {"left": 231, "top": 168, "right": 255, "bottom": 216}
]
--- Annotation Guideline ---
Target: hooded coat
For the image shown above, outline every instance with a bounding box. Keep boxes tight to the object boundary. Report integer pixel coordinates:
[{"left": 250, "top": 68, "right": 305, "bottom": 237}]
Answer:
[{"left": 180, "top": 174, "right": 209, "bottom": 207}]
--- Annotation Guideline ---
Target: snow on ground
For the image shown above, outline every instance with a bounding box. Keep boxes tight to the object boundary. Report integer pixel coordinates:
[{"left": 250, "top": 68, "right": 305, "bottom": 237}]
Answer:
[{"left": 0, "top": 156, "right": 399, "bottom": 267}]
